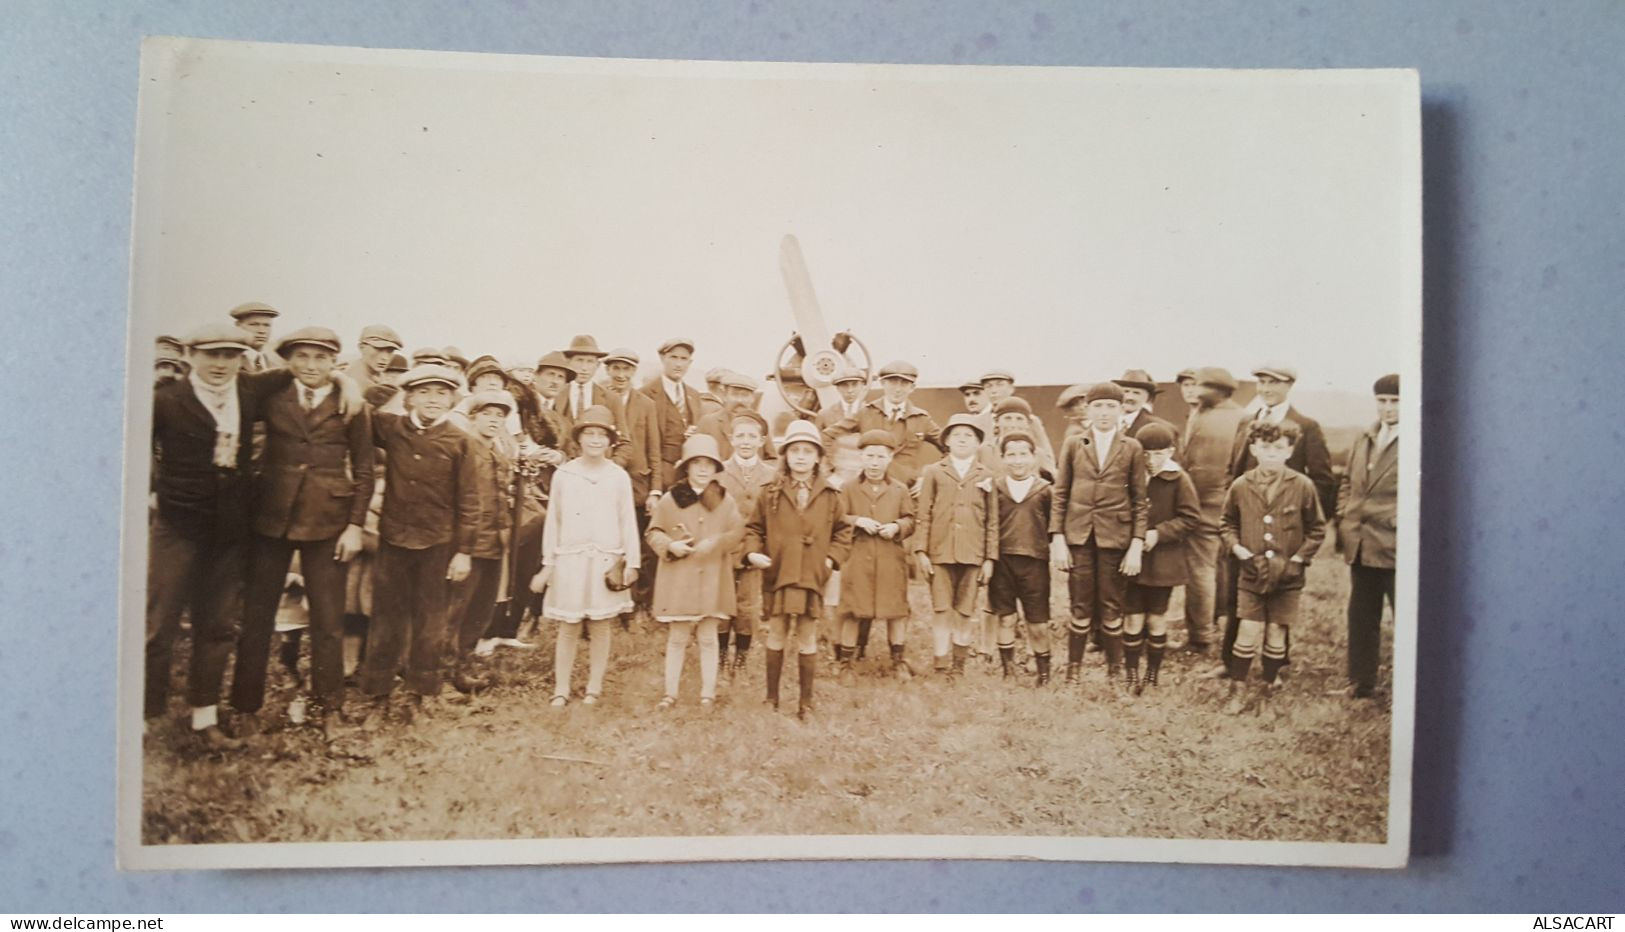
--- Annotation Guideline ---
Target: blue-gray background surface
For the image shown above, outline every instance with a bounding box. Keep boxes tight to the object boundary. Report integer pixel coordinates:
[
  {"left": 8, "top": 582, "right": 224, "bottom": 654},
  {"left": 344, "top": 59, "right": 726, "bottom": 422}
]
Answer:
[{"left": 3, "top": 0, "right": 1622, "bottom": 913}]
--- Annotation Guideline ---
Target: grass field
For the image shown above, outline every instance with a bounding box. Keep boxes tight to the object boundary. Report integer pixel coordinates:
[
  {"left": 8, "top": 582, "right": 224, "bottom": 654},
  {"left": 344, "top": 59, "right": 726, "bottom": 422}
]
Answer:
[{"left": 141, "top": 558, "right": 1393, "bottom": 847}]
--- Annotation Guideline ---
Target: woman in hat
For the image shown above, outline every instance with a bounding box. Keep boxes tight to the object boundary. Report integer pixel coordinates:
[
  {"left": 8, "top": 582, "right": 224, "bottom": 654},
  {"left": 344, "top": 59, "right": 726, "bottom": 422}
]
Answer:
[
  {"left": 742, "top": 420, "right": 854, "bottom": 719},
  {"left": 531, "top": 405, "right": 640, "bottom": 706},
  {"left": 647, "top": 435, "right": 745, "bottom": 709}
]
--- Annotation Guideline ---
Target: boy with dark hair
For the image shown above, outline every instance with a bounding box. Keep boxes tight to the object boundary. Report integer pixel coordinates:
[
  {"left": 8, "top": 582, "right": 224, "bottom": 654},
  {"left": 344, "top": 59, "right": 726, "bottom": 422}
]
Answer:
[
  {"left": 359, "top": 365, "right": 481, "bottom": 725},
  {"left": 1049, "top": 382, "right": 1149, "bottom": 686},
  {"left": 1122, "top": 422, "right": 1201, "bottom": 694},
  {"left": 1220, "top": 418, "right": 1326, "bottom": 713},
  {"left": 1336, "top": 373, "right": 1400, "bottom": 699},
  {"left": 989, "top": 431, "right": 1053, "bottom": 684}
]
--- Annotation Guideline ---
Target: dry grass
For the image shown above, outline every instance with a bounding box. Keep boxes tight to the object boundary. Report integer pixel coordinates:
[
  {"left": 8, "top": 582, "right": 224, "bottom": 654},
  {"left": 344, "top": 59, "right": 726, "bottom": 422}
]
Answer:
[{"left": 142, "top": 558, "right": 1392, "bottom": 846}]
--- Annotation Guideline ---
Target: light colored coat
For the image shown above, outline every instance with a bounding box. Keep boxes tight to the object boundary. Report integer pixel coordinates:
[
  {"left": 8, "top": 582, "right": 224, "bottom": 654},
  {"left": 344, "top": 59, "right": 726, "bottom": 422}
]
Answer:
[
  {"left": 646, "top": 483, "right": 745, "bottom": 620},
  {"left": 913, "top": 457, "right": 1000, "bottom": 565},
  {"left": 1337, "top": 424, "right": 1399, "bottom": 569}
]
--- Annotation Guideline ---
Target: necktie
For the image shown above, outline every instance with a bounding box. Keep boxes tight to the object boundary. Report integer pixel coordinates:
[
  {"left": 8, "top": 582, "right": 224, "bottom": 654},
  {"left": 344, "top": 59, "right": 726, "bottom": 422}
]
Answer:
[{"left": 301, "top": 385, "right": 315, "bottom": 411}]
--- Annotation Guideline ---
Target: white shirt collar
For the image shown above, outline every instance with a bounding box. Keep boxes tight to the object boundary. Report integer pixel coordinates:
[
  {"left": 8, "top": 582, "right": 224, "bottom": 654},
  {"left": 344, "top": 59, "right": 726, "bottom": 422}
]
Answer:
[
  {"left": 949, "top": 455, "right": 974, "bottom": 477},
  {"left": 1005, "top": 474, "right": 1035, "bottom": 502},
  {"left": 1377, "top": 421, "right": 1399, "bottom": 447},
  {"left": 409, "top": 409, "right": 450, "bottom": 430},
  {"left": 731, "top": 454, "right": 761, "bottom": 469},
  {"left": 1259, "top": 403, "right": 1289, "bottom": 425},
  {"left": 297, "top": 380, "right": 333, "bottom": 406},
  {"left": 662, "top": 376, "right": 685, "bottom": 405}
]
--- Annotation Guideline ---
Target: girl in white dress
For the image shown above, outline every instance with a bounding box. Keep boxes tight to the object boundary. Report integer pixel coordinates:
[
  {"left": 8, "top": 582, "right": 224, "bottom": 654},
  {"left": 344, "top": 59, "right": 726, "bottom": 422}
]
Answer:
[{"left": 530, "top": 406, "right": 640, "bottom": 706}]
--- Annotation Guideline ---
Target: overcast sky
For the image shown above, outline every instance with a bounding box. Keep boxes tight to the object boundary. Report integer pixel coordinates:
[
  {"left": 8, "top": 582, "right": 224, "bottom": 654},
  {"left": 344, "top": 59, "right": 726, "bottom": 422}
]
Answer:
[{"left": 132, "top": 41, "right": 1418, "bottom": 395}]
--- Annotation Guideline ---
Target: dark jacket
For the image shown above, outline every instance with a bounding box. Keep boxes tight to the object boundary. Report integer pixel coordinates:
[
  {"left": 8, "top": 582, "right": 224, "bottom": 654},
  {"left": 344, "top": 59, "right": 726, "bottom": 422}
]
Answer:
[
  {"left": 825, "top": 400, "right": 944, "bottom": 488},
  {"left": 151, "top": 370, "right": 294, "bottom": 540},
  {"left": 1139, "top": 464, "right": 1201, "bottom": 587},
  {"left": 994, "top": 475, "right": 1052, "bottom": 560},
  {"left": 640, "top": 379, "right": 706, "bottom": 490},
  {"left": 607, "top": 385, "right": 662, "bottom": 502},
  {"left": 370, "top": 411, "right": 481, "bottom": 553},
  {"left": 1228, "top": 405, "right": 1337, "bottom": 519},
  {"left": 743, "top": 475, "right": 854, "bottom": 597},
  {"left": 1049, "top": 430, "right": 1150, "bottom": 549},
  {"left": 1123, "top": 409, "right": 1182, "bottom": 457},
  {"left": 464, "top": 433, "right": 514, "bottom": 560},
  {"left": 250, "top": 382, "right": 374, "bottom": 541},
  {"left": 1220, "top": 466, "right": 1326, "bottom": 595},
  {"left": 1337, "top": 425, "right": 1399, "bottom": 569}
]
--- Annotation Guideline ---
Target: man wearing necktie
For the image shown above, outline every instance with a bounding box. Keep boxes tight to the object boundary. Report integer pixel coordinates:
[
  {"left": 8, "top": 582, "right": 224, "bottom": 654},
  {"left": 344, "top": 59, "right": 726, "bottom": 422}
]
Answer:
[
  {"left": 824, "top": 360, "right": 944, "bottom": 489},
  {"left": 234, "top": 327, "right": 373, "bottom": 738},
  {"left": 1336, "top": 374, "right": 1401, "bottom": 699},
  {"left": 640, "top": 338, "right": 705, "bottom": 492}
]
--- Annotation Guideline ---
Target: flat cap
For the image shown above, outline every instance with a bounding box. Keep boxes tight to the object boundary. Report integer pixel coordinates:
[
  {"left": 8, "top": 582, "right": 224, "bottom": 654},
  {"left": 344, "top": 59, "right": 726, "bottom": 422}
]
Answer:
[
  {"left": 443, "top": 346, "right": 469, "bottom": 367},
  {"left": 876, "top": 360, "right": 919, "bottom": 383},
  {"left": 856, "top": 428, "right": 898, "bottom": 451},
  {"left": 1112, "top": 368, "right": 1158, "bottom": 394},
  {"left": 602, "top": 347, "right": 640, "bottom": 367},
  {"left": 385, "top": 353, "right": 409, "bottom": 373},
  {"left": 503, "top": 357, "right": 536, "bottom": 373},
  {"left": 1195, "top": 366, "right": 1237, "bottom": 392},
  {"left": 957, "top": 377, "right": 983, "bottom": 393},
  {"left": 185, "top": 322, "right": 253, "bottom": 352},
  {"left": 465, "top": 389, "right": 516, "bottom": 416},
  {"left": 998, "top": 430, "right": 1037, "bottom": 454},
  {"left": 992, "top": 396, "right": 1034, "bottom": 418},
  {"left": 720, "top": 371, "right": 759, "bottom": 392},
  {"left": 411, "top": 347, "right": 450, "bottom": 366},
  {"left": 275, "top": 326, "right": 342, "bottom": 357},
  {"left": 228, "top": 301, "right": 279, "bottom": 321},
  {"left": 358, "top": 324, "right": 404, "bottom": 350},
  {"left": 1056, "top": 384, "right": 1089, "bottom": 409},
  {"left": 979, "top": 368, "right": 1016, "bottom": 385},
  {"left": 728, "top": 409, "right": 770, "bottom": 437},
  {"left": 399, "top": 364, "right": 461, "bottom": 391},
  {"left": 832, "top": 367, "right": 868, "bottom": 386},
  {"left": 1084, "top": 382, "right": 1125, "bottom": 405},
  {"left": 657, "top": 337, "right": 695, "bottom": 356},
  {"left": 1175, "top": 367, "right": 1198, "bottom": 384},
  {"left": 704, "top": 367, "right": 732, "bottom": 385},
  {"left": 1373, "top": 373, "right": 1400, "bottom": 396},
  {"left": 1136, "top": 422, "right": 1179, "bottom": 451},
  {"left": 1252, "top": 362, "right": 1298, "bottom": 383}
]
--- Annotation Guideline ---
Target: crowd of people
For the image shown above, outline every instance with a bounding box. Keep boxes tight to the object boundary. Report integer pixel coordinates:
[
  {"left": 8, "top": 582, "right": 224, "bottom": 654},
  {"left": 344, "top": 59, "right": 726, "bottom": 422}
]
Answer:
[{"left": 145, "top": 301, "right": 1401, "bottom": 749}]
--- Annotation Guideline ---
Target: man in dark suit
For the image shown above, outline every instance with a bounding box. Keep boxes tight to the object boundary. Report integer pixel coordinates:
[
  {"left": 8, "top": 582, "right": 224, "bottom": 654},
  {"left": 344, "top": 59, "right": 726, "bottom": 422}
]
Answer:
[
  {"left": 1114, "top": 369, "right": 1181, "bottom": 454},
  {"left": 1227, "top": 363, "right": 1337, "bottom": 518},
  {"left": 603, "top": 347, "right": 663, "bottom": 618},
  {"left": 232, "top": 327, "right": 374, "bottom": 738},
  {"left": 556, "top": 334, "right": 615, "bottom": 423},
  {"left": 146, "top": 323, "right": 354, "bottom": 748},
  {"left": 825, "top": 360, "right": 944, "bottom": 488},
  {"left": 1337, "top": 374, "right": 1400, "bottom": 698},
  {"left": 640, "top": 337, "right": 705, "bottom": 491},
  {"left": 1216, "top": 363, "right": 1337, "bottom": 671}
]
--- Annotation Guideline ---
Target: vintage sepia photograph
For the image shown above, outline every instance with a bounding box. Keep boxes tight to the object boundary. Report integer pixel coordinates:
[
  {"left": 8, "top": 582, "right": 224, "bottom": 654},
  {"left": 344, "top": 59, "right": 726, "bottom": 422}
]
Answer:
[{"left": 118, "top": 38, "right": 1420, "bottom": 870}]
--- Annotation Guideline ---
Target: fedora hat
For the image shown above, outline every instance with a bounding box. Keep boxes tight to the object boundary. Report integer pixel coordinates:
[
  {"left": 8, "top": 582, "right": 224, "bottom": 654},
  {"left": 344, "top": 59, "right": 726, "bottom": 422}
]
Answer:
[
  {"left": 565, "top": 335, "right": 607, "bottom": 358},
  {"left": 1112, "top": 368, "right": 1158, "bottom": 394},
  {"left": 535, "top": 350, "right": 574, "bottom": 375}
]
